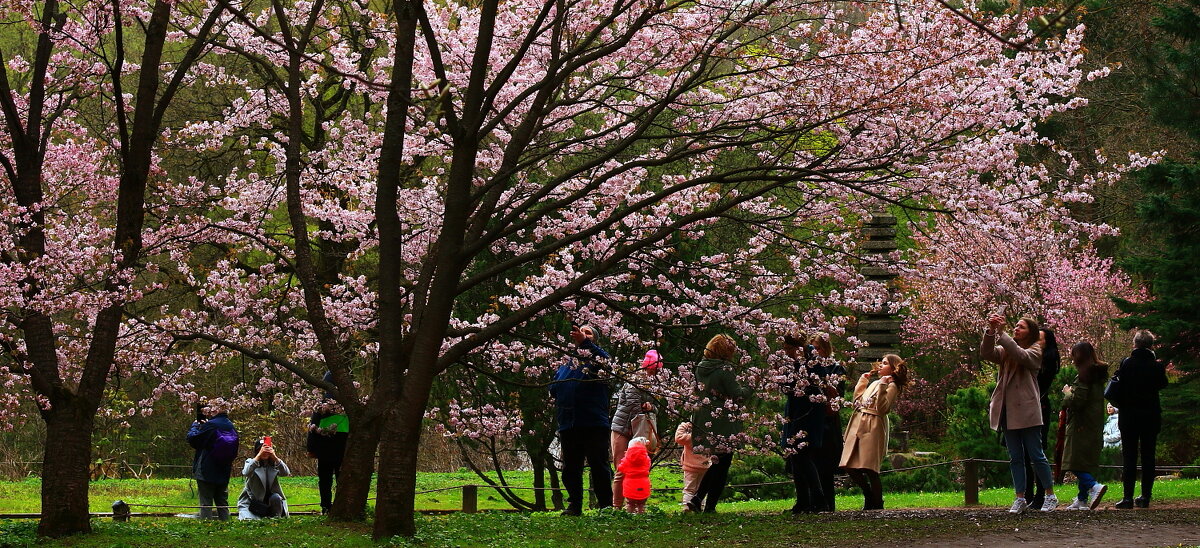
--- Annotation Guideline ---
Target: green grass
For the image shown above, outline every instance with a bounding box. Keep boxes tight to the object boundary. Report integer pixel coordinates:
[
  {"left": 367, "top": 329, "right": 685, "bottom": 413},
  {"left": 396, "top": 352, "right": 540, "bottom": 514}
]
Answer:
[
  {"left": 3, "top": 474, "right": 1200, "bottom": 514},
  {"left": 5, "top": 505, "right": 1200, "bottom": 547}
]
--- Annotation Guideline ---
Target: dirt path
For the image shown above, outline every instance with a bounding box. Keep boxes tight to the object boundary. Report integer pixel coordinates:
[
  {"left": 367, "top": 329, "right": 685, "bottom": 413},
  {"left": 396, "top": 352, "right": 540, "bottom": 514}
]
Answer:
[{"left": 871, "top": 505, "right": 1200, "bottom": 547}]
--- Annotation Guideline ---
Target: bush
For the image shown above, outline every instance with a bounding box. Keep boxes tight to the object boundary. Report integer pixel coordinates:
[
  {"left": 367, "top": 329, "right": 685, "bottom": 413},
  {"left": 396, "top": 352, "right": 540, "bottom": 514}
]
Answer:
[
  {"left": 943, "top": 385, "right": 1010, "bottom": 488},
  {"left": 880, "top": 454, "right": 955, "bottom": 493},
  {"left": 725, "top": 453, "right": 791, "bottom": 501}
]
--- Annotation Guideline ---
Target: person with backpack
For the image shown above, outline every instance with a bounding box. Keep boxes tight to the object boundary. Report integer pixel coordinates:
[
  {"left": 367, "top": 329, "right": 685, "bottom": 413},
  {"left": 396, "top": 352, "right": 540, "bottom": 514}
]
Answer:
[
  {"left": 187, "top": 402, "right": 239, "bottom": 520},
  {"left": 308, "top": 372, "right": 349, "bottom": 514},
  {"left": 1112, "top": 330, "right": 1169, "bottom": 509}
]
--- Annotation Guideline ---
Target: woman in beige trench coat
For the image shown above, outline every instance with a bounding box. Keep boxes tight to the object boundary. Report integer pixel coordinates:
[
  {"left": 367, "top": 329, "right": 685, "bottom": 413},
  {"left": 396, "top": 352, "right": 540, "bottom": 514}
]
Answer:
[{"left": 839, "top": 354, "right": 908, "bottom": 510}]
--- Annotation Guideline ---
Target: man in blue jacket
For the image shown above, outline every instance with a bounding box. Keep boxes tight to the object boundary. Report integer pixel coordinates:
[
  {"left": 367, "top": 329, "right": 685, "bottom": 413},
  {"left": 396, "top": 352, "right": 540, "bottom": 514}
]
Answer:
[
  {"left": 187, "top": 403, "right": 239, "bottom": 520},
  {"left": 550, "top": 324, "right": 613, "bottom": 515}
]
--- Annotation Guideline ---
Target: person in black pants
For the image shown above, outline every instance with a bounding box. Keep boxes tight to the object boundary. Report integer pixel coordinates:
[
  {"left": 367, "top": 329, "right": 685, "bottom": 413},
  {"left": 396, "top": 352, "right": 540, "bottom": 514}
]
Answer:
[
  {"left": 780, "top": 333, "right": 824, "bottom": 514},
  {"left": 1025, "top": 329, "right": 1061, "bottom": 510},
  {"left": 549, "top": 324, "right": 613, "bottom": 515},
  {"left": 812, "top": 333, "right": 845, "bottom": 512},
  {"left": 1113, "top": 330, "right": 1169, "bottom": 509},
  {"left": 307, "top": 403, "right": 348, "bottom": 513},
  {"left": 690, "top": 334, "right": 754, "bottom": 513}
]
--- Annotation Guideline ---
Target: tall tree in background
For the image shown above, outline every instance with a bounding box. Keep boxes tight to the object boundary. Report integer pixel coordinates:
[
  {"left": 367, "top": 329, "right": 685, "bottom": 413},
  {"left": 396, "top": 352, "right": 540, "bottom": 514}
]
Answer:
[{"left": 1114, "top": 0, "right": 1200, "bottom": 463}]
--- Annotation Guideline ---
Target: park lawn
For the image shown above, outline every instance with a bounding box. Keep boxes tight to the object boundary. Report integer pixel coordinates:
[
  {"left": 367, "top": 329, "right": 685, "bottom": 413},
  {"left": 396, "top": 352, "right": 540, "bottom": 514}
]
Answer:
[
  {"left": 3, "top": 474, "right": 1200, "bottom": 514},
  {"left": 5, "top": 505, "right": 1200, "bottom": 547}
]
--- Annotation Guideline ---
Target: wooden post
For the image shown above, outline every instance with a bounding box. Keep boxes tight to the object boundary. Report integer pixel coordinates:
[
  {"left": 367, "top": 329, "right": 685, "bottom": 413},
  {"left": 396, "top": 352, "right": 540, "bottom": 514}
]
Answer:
[
  {"left": 964, "top": 459, "right": 979, "bottom": 506},
  {"left": 462, "top": 485, "right": 478, "bottom": 514}
]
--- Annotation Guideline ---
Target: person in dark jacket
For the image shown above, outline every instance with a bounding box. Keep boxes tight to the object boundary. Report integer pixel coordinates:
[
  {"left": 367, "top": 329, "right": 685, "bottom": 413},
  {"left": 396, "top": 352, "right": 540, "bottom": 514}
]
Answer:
[
  {"left": 691, "top": 334, "right": 754, "bottom": 513},
  {"left": 781, "top": 332, "right": 824, "bottom": 514},
  {"left": 1113, "top": 330, "right": 1169, "bottom": 509},
  {"left": 1026, "top": 328, "right": 1061, "bottom": 510},
  {"left": 549, "top": 324, "right": 613, "bottom": 515},
  {"left": 187, "top": 403, "right": 238, "bottom": 520},
  {"left": 812, "top": 333, "right": 845, "bottom": 512},
  {"left": 1061, "top": 341, "right": 1108, "bottom": 510},
  {"left": 307, "top": 385, "right": 349, "bottom": 514}
]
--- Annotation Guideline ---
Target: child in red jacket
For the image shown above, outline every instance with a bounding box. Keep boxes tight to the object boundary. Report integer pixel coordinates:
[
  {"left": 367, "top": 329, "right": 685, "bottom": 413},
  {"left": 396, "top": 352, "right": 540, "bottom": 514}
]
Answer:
[{"left": 618, "top": 437, "right": 652, "bottom": 513}]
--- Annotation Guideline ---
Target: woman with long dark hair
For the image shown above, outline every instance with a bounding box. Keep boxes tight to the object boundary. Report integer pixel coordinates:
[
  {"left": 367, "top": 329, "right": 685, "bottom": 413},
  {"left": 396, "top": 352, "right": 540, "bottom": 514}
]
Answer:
[
  {"left": 1061, "top": 341, "right": 1109, "bottom": 510},
  {"left": 1025, "top": 328, "right": 1061, "bottom": 510}
]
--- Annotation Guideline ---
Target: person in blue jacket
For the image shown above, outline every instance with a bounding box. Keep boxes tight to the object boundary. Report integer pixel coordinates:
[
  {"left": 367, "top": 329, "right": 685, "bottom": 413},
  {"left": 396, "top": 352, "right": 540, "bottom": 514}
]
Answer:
[
  {"left": 187, "top": 402, "right": 239, "bottom": 520},
  {"left": 549, "top": 324, "right": 613, "bottom": 515}
]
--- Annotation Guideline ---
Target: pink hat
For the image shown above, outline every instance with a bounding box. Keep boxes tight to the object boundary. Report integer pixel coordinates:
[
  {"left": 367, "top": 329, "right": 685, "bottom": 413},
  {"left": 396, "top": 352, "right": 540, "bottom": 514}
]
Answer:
[{"left": 642, "top": 350, "right": 662, "bottom": 373}]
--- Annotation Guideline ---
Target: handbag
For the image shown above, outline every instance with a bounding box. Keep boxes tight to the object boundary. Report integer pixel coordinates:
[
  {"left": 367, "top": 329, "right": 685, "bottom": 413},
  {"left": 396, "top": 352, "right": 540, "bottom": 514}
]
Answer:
[
  {"left": 630, "top": 412, "right": 659, "bottom": 454},
  {"left": 1103, "top": 373, "right": 1124, "bottom": 407}
]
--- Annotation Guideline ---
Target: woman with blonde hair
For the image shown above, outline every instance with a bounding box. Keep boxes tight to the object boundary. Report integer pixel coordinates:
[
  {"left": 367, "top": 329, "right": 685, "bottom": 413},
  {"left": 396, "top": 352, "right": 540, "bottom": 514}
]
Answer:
[
  {"left": 839, "top": 353, "right": 908, "bottom": 510},
  {"left": 689, "top": 334, "right": 754, "bottom": 512}
]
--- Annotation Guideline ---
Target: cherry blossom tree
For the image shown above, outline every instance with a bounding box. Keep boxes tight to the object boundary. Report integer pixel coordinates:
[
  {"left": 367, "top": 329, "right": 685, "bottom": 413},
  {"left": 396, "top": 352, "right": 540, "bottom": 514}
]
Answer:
[
  {"left": 132, "top": 0, "right": 1160, "bottom": 538},
  {"left": 0, "top": 0, "right": 225, "bottom": 536}
]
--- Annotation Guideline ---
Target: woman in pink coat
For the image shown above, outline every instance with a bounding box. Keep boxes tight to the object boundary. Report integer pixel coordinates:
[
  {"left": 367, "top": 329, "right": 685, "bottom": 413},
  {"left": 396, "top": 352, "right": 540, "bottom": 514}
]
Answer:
[
  {"left": 981, "top": 314, "right": 1057, "bottom": 513},
  {"left": 839, "top": 353, "right": 908, "bottom": 510}
]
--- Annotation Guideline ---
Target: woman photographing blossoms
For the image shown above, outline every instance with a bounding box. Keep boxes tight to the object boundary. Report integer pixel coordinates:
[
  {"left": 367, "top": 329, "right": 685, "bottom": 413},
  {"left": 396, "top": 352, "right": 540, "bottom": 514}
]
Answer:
[{"left": 981, "top": 315, "right": 1057, "bottom": 513}]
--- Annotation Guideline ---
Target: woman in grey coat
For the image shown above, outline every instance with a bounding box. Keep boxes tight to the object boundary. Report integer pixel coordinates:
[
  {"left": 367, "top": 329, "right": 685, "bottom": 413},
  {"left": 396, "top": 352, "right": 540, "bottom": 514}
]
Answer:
[
  {"left": 610, "top": 349, "right": 661, "bottom": 508},
  {"left": 237, "top": 438, "right": 291, "bottom": 519}
]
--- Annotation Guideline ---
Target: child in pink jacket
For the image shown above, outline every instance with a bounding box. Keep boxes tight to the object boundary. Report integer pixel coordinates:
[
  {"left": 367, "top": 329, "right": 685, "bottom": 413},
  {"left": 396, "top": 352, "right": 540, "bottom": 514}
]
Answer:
[
  {"left": 617, "top": 437, "right": 652, "bottom": 513},
  {"left": 674, "top": 421, "right": 714, "bottom": 512}
]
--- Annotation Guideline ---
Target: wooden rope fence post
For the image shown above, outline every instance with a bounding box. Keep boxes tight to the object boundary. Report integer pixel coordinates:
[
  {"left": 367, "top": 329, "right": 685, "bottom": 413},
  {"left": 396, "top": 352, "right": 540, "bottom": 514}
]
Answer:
[
  {"left": 462, "top": 485, "right": 478, "bottom": 514},
  {"left": 964, "top": 459, "right": 979, "bottom": 506}
]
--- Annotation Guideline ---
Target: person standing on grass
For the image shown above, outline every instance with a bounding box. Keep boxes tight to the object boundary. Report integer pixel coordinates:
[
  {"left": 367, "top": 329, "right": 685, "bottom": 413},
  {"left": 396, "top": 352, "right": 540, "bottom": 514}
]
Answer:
[
  {"left": 781, "top": 332, "right": 824, "bottom": 514},
  {"left": 610, "top": 349, "right": 660, "bottom": 509},
  {"left": 690, "top": 334, "right": 755, "bottom": 513},
  {"left": 674, "top": 421, "right": 715, "bottom": 512},
  {"left": 1061, "top": 341, "right": 1109, "bottom": 510},
  {"left": 187, "top": 402, "right": 238, "bottom": 521},
  {"left": 1113, "top": 330, "right": 1169, "bottom": 509},
  {"left": 839, "top": 353, "right": 908, "bottom": 510},
  {"left": 812, "top": 333, "right": 846, "bottom": 512},
  {"left": 307, "top": 372, "right": 349, "bottom": 515},
  {"left": 549, "top": 323, "right": 613, "bottom": 515},
  {"left": 616, "top": 437, "right": 653, "bottom": 514},
  {"left": 981, "top": 314, "right": 1057, "bottom": 513},
  {"left": 1024, "top": 328, "right": 1061, "bottom": 511}
]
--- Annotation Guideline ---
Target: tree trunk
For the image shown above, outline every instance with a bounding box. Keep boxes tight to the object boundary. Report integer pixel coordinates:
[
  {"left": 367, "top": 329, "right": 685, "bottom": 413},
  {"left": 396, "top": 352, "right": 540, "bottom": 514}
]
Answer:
[
  {"left": 328, "top": 408, "right": 381, "bottom": 521},
  {"left": 38, "top": 401, "right": 96, "bottom": 537},
  {"left": 372, "top": 403, "right": 424, "bottom": 538}
]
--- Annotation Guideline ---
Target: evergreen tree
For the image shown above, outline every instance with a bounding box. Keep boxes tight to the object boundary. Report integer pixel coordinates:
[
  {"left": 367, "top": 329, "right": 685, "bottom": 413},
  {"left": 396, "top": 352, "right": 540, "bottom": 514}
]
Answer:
[{"left": 1114, "top": 0, "right": 1200, "bottom": 464}]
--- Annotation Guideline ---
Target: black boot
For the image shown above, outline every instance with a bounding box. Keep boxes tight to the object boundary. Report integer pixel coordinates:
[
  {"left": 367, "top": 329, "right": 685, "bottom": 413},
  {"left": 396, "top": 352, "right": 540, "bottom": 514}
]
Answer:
[{"left": 1134, "top": 496, "right": 1149, "bottom": 508}]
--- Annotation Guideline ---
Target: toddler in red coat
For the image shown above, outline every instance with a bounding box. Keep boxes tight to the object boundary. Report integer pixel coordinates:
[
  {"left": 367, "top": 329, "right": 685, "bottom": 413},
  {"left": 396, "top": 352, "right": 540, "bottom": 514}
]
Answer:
[{"left": 617, "top": 437, "right": 652, "bottom": 513}]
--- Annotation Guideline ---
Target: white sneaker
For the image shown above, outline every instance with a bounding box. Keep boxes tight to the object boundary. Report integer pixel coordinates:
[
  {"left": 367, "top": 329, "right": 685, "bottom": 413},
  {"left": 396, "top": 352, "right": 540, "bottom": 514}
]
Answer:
[
  {"left": 1040, "top": 494, "right": 1059, "bottom": 512},
  {"left": 1009, "top": 497, "right": 1028, "bottom": 514},
  {"left": 1066, "top": 498, "right": 1089, "bottom": 510},
  {"left": 1088, "top": 483, "right": 1107, "bottom": 510}
]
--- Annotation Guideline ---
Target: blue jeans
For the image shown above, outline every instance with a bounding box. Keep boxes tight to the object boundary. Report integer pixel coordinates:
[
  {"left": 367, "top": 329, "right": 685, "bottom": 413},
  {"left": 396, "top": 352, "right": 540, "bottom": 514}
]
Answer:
[
  {"left": 1073, "top": 471, "right": 1097, "bottom": 501},
  {"left": 1004, "top": 426, "right": 1053, "bottom": 496}
]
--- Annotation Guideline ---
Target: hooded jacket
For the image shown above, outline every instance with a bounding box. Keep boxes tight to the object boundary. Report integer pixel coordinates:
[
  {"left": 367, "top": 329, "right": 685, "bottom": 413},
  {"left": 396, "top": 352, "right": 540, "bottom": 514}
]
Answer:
[{"left": 617, "top": 443, "right": 652, "bottom": 501}]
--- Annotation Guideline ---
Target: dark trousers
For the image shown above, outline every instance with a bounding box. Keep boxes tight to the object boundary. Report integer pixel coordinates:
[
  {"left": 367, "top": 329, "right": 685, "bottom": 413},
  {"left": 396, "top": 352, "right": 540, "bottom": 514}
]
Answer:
[
  {"left": 317, "top": 453, "right": 344, "bottom": 511},
  {"left": 560, "top": 426, "right": 612, "bottom": 511},
  {"left": 693, "top": 453, "right": 733, "bottom": 512},
  {"left": 789, "top": 448, "right": 823, "bottom": 511},
  {"left": 846, "top": 468, "right": 883, "bottom": 509},
  {"left": 817, "top": 418, "right": 843, "bottom": 511},
  {"left": 1119, "top": 412, "right": 1161, "bottom": 500},
  {"left": 196, "top": 479, "right": 230, "bottom": 520}
]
